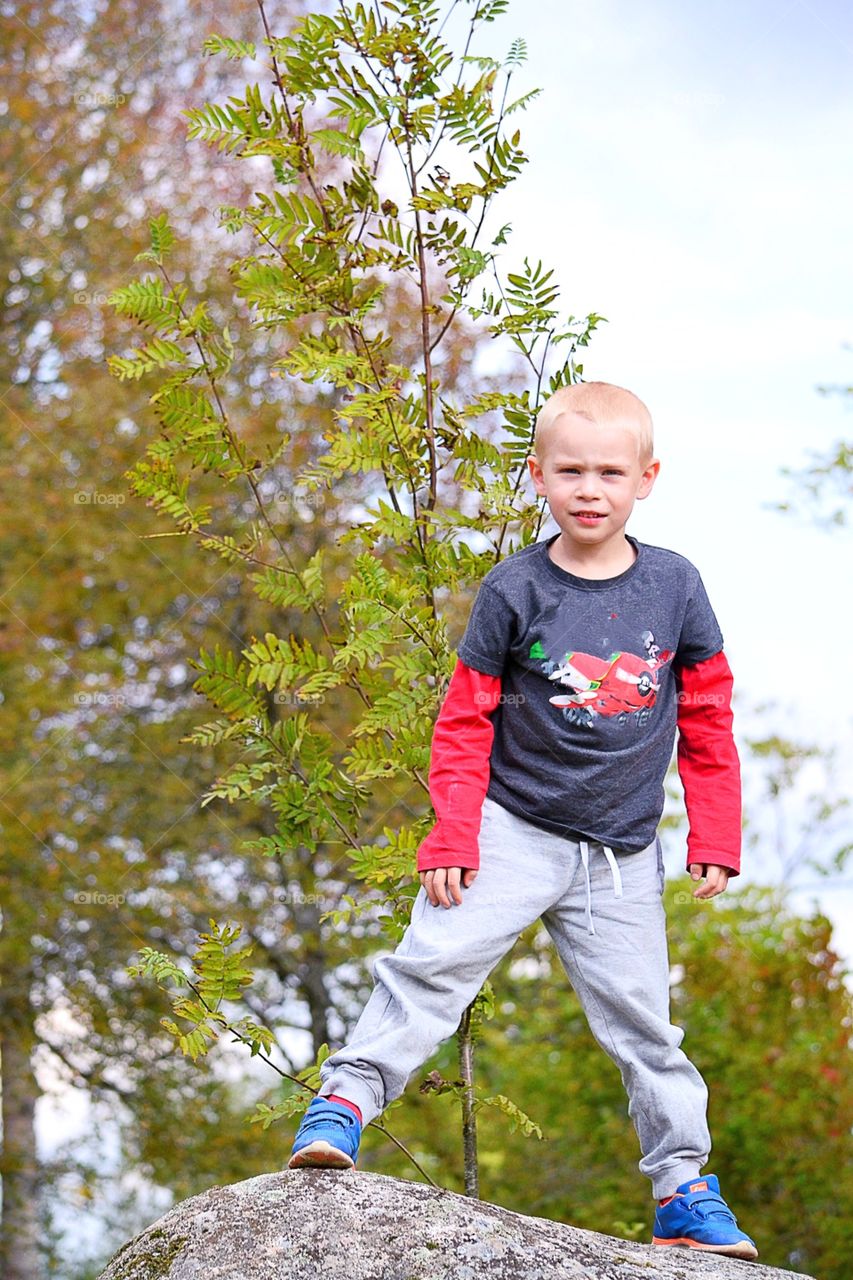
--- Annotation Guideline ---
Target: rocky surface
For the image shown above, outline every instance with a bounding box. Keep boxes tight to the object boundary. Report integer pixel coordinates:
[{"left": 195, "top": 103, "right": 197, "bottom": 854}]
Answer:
[{"left": 98, "top": 1169, "right": 812, "bottom": 1280}]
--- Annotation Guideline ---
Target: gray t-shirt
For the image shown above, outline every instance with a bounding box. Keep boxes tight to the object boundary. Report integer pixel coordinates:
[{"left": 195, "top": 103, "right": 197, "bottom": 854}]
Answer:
[{"left": 457, "top": 533, "right": 724, "bottom": 853}]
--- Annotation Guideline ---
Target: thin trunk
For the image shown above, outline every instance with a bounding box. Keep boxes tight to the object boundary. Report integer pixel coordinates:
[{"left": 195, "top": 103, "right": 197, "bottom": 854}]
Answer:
[
  {"left": 0, "top": 981, "right": 44, "bottom": 1280},
  {"left": 289, "top": 857, "right": 332, "bottom": 1056},
  {"left": 457, "top": 1001, "right": 479, "bottom": 1198},
  {"left": 299, "top": 923, "right": 332, "bottom": 1056}
]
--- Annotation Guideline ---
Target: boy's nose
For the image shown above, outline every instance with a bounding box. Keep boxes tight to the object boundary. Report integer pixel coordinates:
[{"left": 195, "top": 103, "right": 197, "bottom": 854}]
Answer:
[{"left": 574, "top": 474, "right": 601, "bottom": 499}]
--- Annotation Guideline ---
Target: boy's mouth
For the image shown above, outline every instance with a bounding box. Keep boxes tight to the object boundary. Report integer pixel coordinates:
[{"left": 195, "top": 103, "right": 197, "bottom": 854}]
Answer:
[{"left": 572, "top": 510, "right": 605, "bottom": 523}]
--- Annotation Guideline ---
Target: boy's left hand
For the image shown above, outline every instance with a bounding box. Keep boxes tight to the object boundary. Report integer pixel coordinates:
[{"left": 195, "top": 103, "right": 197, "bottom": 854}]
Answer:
[{"left": 689, "top": 863, "right": 730, "bottom": 899}]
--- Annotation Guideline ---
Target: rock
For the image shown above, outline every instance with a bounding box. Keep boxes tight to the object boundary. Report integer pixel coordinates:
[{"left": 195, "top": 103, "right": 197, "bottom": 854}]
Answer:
[{"left": 97, "top": 1169, "right": 812, "bottom": 1280}]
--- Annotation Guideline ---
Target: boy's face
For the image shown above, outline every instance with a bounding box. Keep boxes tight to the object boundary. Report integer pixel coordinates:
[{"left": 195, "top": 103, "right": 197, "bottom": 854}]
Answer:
[{"left": 527, "top": 411, "right": 660, "bottom": 553}]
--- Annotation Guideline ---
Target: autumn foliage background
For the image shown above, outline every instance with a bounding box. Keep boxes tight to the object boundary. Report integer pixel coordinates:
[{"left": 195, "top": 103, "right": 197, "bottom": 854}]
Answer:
[{"left": 0, "top": 2, "right": 851, "bottom": 1279}]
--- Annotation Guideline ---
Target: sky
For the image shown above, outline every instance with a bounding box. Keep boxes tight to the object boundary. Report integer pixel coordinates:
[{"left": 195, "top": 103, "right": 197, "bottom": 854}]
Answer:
[{"left": 462, "top": 0, "right": 853, "bottom": 947}]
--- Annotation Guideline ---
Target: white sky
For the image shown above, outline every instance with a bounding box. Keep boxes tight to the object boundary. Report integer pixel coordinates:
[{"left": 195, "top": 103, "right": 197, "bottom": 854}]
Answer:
[{"left": 468, "top": 0, "right": 853, "bottom": 949}]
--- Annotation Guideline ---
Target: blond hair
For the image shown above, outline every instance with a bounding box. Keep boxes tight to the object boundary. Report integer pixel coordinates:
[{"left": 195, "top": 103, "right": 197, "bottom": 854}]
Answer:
[{"left": 534, "top": 381, "right": 654, "bottom": 464}]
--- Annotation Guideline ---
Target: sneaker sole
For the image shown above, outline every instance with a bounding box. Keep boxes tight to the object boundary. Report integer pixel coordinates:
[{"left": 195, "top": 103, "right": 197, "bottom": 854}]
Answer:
[
  {"left": 287, "top": 1140, "right": 355, "bottom": 1171},
  {"left": 652, "top": 1236, "right": 758, "bottom": 1261}
]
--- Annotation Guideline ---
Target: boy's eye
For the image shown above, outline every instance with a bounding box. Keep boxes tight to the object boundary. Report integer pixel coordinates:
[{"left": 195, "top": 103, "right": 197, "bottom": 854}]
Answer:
[{"left": 558, "top": 467, "right": 623, "bottom": 475}]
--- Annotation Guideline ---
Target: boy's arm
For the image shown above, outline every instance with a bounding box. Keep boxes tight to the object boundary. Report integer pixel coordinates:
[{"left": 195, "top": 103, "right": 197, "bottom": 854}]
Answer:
[
  {"left": 674, "top": 649, "right": 742, "bottom": 877},
  {"left": 416, "top": 658, "right": 503, "bottom": 874}
]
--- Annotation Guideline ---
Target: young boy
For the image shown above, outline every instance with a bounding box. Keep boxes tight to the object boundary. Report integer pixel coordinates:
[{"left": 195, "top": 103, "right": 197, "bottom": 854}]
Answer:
[{"left": 288, "top": 381, "right": 757, "bottom": 1260}]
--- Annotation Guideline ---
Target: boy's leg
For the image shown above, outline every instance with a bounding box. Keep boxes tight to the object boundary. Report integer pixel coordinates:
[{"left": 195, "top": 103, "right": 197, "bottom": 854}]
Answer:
[
  {"left": 314, "top": 798, "right": 577, "bottom": 1126},
  {"left": 541, "top": 835, "right": 711, "bottom": 1199}
]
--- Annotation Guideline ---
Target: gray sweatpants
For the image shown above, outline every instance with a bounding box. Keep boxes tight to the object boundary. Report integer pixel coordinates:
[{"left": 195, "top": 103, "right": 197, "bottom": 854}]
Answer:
[{"left": 318, "top": 796, "right": 710, "bottom": 1198}]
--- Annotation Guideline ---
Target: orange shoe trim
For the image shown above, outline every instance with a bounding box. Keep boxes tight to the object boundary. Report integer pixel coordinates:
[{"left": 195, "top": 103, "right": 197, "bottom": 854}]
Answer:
[{"left": 652, "top": 1235, "right": 758, "bottom": 1259}]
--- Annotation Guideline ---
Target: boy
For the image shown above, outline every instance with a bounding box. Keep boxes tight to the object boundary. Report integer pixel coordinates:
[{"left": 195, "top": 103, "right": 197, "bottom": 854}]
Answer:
[{"left": 288, "top": 382, "right": 757, "bottom": 1260}]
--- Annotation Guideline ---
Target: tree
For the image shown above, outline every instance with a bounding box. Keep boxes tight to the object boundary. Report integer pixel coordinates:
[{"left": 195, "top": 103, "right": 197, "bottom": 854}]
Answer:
[
  {"left": 778, "top": 384, "right": 851, "bottom": 528},
  {"left": 0, "top": 1, "right": 360, "bottom": 1273},
  {"left": 3, "top": 1, "right": 550, "bottom": 1272},
  {"left": 109, "top": 0, "right": 600, "bottom": 1203}
]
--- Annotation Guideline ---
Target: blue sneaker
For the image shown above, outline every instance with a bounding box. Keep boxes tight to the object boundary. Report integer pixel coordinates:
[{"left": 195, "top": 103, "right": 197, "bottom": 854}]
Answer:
[
  {"left": 287, "top": 1097, "right": 361, "bottom": 1170},
  {"left": 653, "top": 1174, "right": 758, "bottom": 1259}
]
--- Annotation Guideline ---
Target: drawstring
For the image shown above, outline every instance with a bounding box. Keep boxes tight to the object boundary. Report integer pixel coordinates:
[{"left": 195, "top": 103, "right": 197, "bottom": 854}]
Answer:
[{"left": 579, "top": 839, "right": 623, "bottom": 935}]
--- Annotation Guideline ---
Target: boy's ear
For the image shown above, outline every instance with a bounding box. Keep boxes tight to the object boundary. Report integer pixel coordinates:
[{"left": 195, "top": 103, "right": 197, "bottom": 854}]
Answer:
[
  {"left": 527, "top": 454, "right": 546, "bottom": 492},
  {"left": 637, "top": 457, "right": 660, "bottom": 499}
]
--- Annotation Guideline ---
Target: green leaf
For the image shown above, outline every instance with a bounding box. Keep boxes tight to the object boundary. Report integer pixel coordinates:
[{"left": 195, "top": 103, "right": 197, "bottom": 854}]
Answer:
[
  {"left": 504, "top": 37, "right": 527, "bottom": 67},
  {"left": 108, "top": 337, "right": 187, "bottom": 381},
  {"left": 202, "top": 34, "right": 258, "bottom": 61},
  {"left": 313, "top": 127, "right": 365, "bottom": 161},
  {"left": 108, "top": 277, "right": 186, "bottom": 333},
  {"left": 149, "top": 213, "right": 175, "bottom": 261},
  {"left": 478, "top": 1092, "right": 544, "bottom": 1139}
]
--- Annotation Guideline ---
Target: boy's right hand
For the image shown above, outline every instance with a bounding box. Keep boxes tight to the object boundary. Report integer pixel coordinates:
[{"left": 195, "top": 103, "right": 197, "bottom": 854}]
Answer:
[{"left": 419, "top": 867, "right": 478, "bottom": 908}]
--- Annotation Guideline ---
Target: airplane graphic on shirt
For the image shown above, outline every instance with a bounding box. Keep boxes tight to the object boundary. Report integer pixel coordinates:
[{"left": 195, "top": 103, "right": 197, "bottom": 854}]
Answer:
[{"left": 529, "top": 630, "right": 674, "bottom": 723}]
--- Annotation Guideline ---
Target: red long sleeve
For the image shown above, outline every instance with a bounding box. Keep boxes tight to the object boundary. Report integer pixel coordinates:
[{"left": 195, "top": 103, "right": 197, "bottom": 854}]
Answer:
[
  {"left": 675, "top": 649, "right": 742, "bottom": 876},
  {"left": 416, "top": 659, "right": 502, "bottom": 872}
]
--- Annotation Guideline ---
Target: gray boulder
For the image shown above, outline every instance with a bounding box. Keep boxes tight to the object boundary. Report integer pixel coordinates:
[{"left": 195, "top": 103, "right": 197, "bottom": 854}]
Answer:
[{"left": 98, "top": 1169, "right": 812, "bottom": 1280}]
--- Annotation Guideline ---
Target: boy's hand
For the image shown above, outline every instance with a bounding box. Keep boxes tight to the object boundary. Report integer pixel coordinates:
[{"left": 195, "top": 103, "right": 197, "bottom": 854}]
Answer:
[
  {"left": 689, "top": 863, "right": 730, "bottom": 899},
  {"left": 419, "top": 867, "right": 478, "bottom": 908}
]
